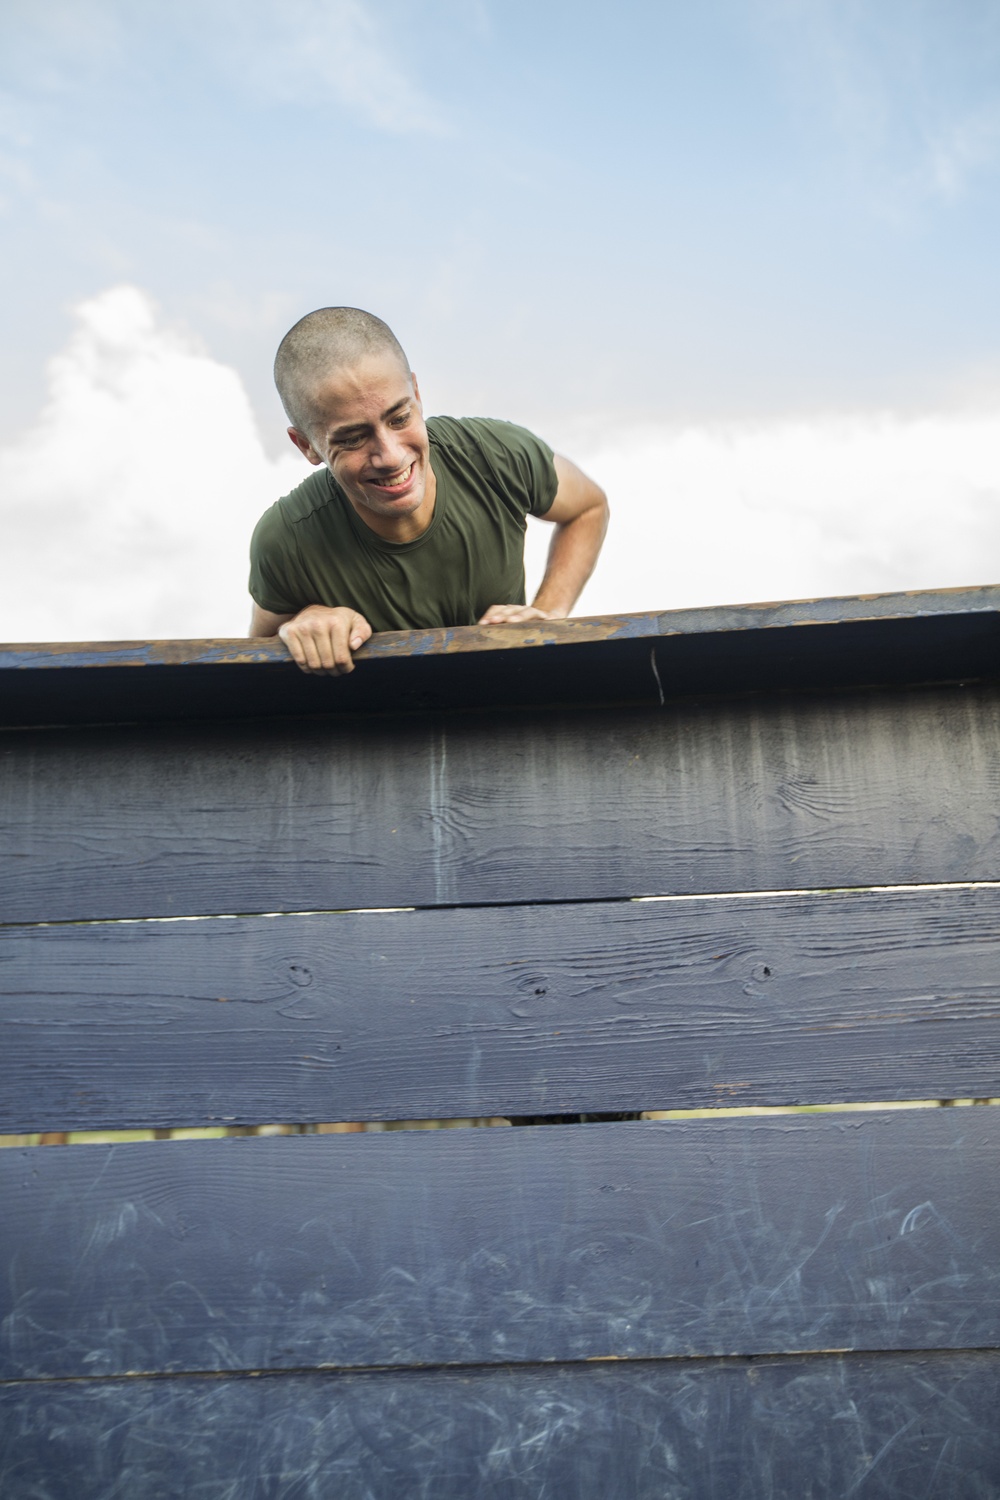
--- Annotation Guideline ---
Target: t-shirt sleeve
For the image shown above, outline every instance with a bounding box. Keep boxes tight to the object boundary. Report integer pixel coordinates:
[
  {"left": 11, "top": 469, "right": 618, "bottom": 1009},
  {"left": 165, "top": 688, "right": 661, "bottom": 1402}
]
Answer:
[
  {"left": 461, "top": 418, "right": 559, "bottom": 518},
  {"left": 248, "top": 503, "right": 306, "bottom": 615}
]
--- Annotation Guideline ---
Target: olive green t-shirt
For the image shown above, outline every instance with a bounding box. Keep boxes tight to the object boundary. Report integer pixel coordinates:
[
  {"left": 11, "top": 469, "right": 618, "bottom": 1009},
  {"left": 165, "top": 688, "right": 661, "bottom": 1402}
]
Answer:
[{"left": 248, "top": 416, "right": 558, "bottom": 633}]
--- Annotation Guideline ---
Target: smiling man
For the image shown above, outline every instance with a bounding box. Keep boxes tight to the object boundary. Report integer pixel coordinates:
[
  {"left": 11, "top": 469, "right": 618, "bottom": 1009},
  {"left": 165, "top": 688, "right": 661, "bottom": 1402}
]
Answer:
[{"left": 248, "top": 307, "right": 609, "bottom": 673}]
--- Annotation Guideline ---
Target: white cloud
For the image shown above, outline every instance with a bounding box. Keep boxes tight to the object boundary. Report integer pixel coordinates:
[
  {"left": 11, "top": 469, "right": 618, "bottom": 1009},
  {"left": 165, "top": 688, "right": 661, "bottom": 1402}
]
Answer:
[
  {"left": 226, "top": 0, "right": 448, "bottom": 136},
  {"left": 3, "top": 283, "right": 998, "bottom": 645},
  {"left": 534, "top": 407, "right": 1000, "bottom": 618},
  {"left": 0, "top": 285, "right": 307, "bottom": 642}
]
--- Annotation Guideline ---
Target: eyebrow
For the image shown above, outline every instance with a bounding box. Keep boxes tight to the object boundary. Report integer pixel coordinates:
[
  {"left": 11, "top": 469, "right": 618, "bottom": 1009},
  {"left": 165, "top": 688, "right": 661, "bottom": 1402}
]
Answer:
[{"left": 330, "top": 397, "right": 411, "bottom": 442}]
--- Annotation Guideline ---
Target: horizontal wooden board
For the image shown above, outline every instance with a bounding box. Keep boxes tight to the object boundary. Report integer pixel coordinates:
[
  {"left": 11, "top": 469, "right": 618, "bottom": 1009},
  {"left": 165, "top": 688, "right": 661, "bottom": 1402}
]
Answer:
[
  {"left": 3, "top": 1110, "right": 998, "bottom": 1381},
  {"left": 3, "top": 586, "right": 999, "bottom": 728},
  {"left": 3, "top": 684, "right": 1000, "bottom": 923},
  {"left": 4, "top": 885, "right": 1000, "bottom": 1131},
  {"left": 2, "top": 1351, "right": 998, "bottom": 1499}
]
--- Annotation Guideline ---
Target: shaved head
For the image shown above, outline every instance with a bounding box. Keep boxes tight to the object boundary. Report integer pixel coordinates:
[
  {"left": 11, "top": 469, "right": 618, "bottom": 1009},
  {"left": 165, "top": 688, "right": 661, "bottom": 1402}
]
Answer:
[{"left": 274, "top": 307, "right": 411, "bottom": 436}]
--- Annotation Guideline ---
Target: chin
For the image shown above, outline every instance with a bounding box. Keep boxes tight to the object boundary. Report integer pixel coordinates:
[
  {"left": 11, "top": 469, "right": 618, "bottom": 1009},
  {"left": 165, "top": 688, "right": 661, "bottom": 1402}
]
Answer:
[{"left": 384, "top": 482, "right": 425, "bottom": 514}]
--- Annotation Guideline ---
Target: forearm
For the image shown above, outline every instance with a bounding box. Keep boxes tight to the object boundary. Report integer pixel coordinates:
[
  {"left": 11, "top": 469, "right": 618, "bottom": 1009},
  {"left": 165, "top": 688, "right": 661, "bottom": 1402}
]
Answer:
[
  {"left": 249, "top": 603, "right": 295, "bottom": 637},
  {"left": 531, "top": 501, "right": 609, "bottom": 617}
]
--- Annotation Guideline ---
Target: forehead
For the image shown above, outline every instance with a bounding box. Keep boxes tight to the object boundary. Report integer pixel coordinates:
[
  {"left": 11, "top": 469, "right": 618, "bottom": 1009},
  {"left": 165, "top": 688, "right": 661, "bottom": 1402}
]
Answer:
[{"left": 308, "top": 352, "right": 414, "bottom": 433}]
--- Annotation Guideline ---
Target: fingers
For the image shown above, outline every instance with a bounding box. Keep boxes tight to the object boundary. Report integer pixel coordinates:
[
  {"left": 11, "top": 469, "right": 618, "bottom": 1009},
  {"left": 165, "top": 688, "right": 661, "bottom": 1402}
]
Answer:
[
  {"left": 477, "top": 604, "right": 554, "bottom": 625},
  {"left": 278, "top": 607, "right": 373, "bottom": 675}
]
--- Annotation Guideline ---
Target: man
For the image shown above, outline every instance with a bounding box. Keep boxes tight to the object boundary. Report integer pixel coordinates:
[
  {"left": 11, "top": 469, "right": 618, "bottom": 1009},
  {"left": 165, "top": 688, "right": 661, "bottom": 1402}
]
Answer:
[{"left": 248, "top": 307, "right": 608, "bottom": 671}]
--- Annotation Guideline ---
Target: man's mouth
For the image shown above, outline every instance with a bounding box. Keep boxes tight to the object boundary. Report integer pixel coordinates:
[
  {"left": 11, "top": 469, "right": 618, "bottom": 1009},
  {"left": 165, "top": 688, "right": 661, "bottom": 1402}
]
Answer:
[{"left": 369, "top": 463, "right": 414, "bottom": 493}]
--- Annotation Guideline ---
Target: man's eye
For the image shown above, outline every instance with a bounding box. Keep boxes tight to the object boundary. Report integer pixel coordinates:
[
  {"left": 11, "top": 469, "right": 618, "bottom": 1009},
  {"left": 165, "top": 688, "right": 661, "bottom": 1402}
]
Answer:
[
  {"left": 336, "top": 434, "right": 364, "bottom": 449},
  {"left": 389, "top": 411, "right": 410, "bottom": 428}
]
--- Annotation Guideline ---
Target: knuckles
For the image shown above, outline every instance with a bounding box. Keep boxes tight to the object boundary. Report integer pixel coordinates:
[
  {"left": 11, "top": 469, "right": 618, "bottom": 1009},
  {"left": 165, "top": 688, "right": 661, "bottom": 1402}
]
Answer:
[
  {"left": 480, "top": 605, "right": 552, "bottom": 624},
  {"left": 279, "top": 605, "right": 367, "bottom": 676}
]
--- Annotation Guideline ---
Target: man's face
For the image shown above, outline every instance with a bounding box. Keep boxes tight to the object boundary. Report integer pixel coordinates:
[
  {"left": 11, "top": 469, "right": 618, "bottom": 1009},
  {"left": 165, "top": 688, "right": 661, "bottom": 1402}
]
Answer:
[{"left": 289, "top": 353, "right": 434, "bottom": 539}]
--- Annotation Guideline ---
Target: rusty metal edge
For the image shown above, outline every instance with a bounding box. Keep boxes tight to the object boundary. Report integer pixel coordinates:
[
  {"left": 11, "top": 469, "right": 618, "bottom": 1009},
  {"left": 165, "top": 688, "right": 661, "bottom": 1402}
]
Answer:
[{"left": 2, "top": 585, "right": 999, "bottom": 673}]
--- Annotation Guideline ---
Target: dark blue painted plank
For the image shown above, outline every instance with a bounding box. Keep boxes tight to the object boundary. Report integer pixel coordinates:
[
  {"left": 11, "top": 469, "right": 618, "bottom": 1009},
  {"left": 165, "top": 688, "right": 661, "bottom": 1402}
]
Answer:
[
  {"left": 2, "top": 587, "right": 999, "bottom": 727},
  {"left": 3, "top": 1110, "right": 998, "bottom": 1381},
  {"left": 2, "top": 1352, "right": 999, "bottom": 1500},
  {"left": 4, "top": 885, "right": 1000, "bottom": 1132},
  {"left": 4, "top": 684, "right": 1000, "bottom": 923},
  {"left": 5, "top": 585, "right": 998, "bottom": 672}
]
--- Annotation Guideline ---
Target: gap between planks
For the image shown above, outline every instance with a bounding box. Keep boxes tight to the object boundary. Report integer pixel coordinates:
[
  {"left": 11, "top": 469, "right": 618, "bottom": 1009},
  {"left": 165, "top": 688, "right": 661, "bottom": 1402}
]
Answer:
[
  {"left": 4, "top": 1099, "right": 999, "bottom": 1152},
  {"left": 4, "top": 879, "right": 1000, "bottom": 930},
  {"left": 3, "top": 1344, "right": 998, "bottom": 1389}
]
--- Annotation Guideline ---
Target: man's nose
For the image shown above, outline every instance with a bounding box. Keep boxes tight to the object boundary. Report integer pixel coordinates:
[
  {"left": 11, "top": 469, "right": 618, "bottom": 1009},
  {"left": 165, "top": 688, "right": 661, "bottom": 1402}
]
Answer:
[{"left": 370, "top": 426, "right": 407, "bottom": 469}]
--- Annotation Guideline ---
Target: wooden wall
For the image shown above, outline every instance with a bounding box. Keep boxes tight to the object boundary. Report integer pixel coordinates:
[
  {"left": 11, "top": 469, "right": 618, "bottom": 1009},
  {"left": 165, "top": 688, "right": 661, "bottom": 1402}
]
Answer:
[{"left": 2, "top": 591, "right": 999, "bottom": 1496}]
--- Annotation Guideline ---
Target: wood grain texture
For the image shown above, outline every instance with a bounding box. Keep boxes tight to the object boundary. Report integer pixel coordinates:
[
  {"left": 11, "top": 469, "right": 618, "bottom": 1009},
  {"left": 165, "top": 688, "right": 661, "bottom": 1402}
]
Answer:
[
  {"left": 3, "top": 684, "right": 1000, "bottom": 923},
  {"left": 4, "top": 884, "right": 1000, "bottom": 1131},
  {"left": 3, "top": 587, "right": 1000, "bottom": 729},
  {"left": 2, "top": 1352, "right": 999, "bottom": 1500},
  {"left": 3, "top": 1110, "right": 998, "bottom": 1382}
]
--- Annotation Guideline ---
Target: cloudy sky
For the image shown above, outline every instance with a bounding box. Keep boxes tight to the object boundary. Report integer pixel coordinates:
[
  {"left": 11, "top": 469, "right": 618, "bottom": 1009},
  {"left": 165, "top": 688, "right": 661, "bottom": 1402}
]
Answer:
[{"left": 2, "top": 0, "right": 999, "bottom": 641}]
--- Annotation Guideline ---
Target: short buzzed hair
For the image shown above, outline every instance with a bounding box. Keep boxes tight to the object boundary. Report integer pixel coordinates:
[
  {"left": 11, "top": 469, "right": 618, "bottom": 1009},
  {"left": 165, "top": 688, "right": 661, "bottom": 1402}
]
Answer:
[{"left": 274, "top": 307, "right": 410, "bottom": 436}]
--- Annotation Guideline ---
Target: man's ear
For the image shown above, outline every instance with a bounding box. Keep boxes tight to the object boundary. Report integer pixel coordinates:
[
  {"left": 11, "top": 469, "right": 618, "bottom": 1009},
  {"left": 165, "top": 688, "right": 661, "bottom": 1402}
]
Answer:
[
  {"left": 411, "top": 372, "right": 422, "bottom": 409},
  {"left": 288, "top": 427, "right": 323, "bottom": 466}
]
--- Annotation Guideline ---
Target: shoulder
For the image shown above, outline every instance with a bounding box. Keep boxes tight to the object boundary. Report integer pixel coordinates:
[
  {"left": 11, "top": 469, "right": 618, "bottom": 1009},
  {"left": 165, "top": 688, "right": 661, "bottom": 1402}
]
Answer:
[
  {"left": 428, "top": 414, "right": 552, "bottom": 465},
  {"left": 427, "top": 416, "right": 558, "bottom": 515},
  {"left": 272, "top": 467, "right": 335, "bottom": 525},
  {"left": 251, "top": 469, "right": 333, "bottom": 551}
]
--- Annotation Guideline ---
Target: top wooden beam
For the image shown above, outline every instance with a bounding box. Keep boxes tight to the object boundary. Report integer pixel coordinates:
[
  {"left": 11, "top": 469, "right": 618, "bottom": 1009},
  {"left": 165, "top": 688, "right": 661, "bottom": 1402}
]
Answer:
[{"left": 2, "top": 585, "right": 999, "bottom": 727}]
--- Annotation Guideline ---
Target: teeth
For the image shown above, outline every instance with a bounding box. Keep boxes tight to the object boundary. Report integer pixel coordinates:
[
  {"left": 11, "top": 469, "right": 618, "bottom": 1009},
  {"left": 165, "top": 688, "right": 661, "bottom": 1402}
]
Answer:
[{"left": 375, "top": 465, "right": 413, "bottom": 489}]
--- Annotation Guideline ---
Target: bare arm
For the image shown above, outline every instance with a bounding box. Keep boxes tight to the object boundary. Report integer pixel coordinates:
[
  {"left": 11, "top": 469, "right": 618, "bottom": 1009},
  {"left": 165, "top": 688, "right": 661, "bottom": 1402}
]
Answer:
[
  {"left": 250, "top": 603, "right": 295, "bottom": 638},
  {"left": 249, "top": 602, "right": 373, "bottom": 675},
  {"left": 478, "top": 454, "right": 609, "bottom": 625}
]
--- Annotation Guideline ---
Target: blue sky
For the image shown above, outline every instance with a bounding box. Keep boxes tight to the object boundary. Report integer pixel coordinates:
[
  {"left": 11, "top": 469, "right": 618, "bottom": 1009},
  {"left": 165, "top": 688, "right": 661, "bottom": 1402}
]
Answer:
[{"left": 2, "top": 0, "right": 999, "bottom": 638}]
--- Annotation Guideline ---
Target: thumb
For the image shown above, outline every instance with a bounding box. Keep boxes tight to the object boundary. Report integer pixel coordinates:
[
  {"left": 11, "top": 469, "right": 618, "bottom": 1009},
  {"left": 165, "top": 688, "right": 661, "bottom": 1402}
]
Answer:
[{"left": 349, "top": 613, "right": 372, "bottom": 650}]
